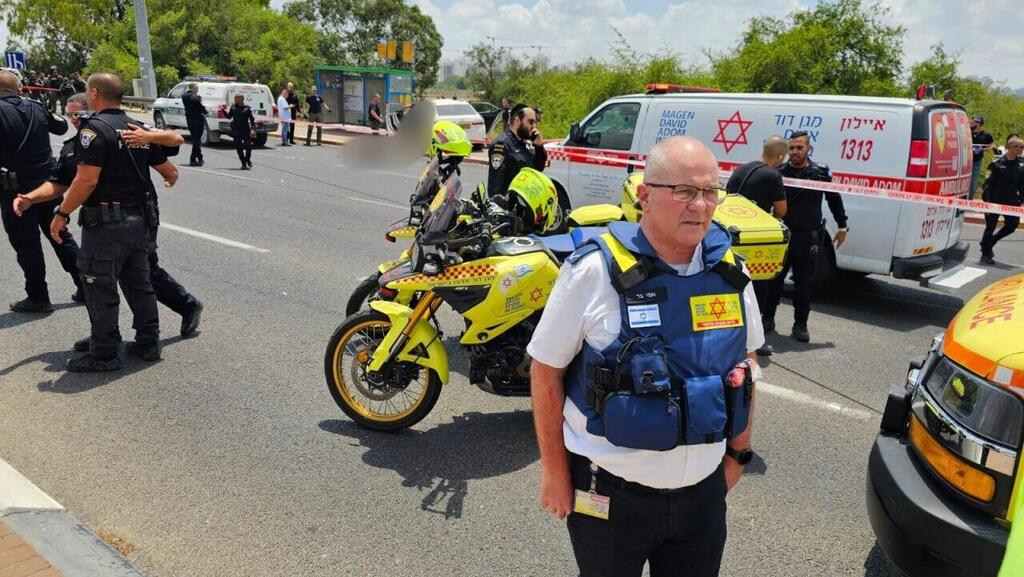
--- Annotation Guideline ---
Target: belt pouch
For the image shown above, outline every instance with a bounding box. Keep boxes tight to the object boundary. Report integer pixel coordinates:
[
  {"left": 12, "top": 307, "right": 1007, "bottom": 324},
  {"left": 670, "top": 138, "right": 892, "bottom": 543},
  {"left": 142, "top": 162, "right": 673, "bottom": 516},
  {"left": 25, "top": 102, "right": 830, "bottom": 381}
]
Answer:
[{"left": 602, "top": 393, "right": 681, "bottom": 451}]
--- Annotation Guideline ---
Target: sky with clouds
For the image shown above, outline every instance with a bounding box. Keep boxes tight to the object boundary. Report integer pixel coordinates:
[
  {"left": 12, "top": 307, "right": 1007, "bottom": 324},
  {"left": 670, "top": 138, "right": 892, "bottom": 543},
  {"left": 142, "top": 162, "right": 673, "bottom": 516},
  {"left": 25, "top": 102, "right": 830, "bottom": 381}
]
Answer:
[{"left": 4, "top": 1, "right": 1022, "bottom": 87}]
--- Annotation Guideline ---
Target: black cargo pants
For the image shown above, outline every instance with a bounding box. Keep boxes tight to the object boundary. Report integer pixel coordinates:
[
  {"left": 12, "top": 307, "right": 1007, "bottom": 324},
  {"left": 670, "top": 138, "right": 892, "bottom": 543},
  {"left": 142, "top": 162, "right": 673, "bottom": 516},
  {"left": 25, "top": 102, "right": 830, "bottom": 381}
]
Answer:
[
  {"left": 1, "top": 189, "right": 83, "bottom": 302},
  {"left": 78, "top": 213, "right": 159, "bottom": 359}
]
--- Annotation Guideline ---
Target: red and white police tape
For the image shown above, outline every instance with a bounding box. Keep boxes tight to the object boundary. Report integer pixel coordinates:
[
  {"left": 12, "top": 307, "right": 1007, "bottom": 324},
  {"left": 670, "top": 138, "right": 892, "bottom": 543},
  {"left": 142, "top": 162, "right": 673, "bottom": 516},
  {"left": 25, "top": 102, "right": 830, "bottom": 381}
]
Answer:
[{"left": 552, "top": 148, "right": 1024, "bottom": 220}]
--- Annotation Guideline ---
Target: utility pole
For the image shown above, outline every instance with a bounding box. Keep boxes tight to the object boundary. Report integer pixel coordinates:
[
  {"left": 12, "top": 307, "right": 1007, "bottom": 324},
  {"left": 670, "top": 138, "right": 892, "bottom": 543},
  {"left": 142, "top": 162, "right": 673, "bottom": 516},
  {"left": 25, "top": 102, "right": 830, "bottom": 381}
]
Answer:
[{"left": 134, "top": 0, "right": 158, "bottom": 97}]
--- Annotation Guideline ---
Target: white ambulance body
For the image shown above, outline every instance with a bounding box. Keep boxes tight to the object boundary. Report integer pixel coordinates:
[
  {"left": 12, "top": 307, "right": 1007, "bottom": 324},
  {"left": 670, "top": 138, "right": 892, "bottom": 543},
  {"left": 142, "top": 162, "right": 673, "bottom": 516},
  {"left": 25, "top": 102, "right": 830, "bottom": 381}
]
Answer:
[{"left": 545, "top": 91, "right": 972, "bottom": 281}]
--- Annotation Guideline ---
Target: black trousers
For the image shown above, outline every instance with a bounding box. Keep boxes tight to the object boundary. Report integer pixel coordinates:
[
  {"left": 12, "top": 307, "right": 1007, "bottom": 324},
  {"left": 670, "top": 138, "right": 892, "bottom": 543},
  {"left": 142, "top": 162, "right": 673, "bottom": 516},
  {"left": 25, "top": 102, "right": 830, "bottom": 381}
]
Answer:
[
  {"left": 306, "top": 113, "right": 323, "bottom": 145},
  {"left": 77, "top": 214, "right": 158, "bottom": 359},
  {"left": 981, "top": 212, "right": 1020, "bottom": 254},
  {"left": 148, "top": 225, "right": 198, "bottom": 315},
  {"left": 187, "top": 121, "right": 205, "bottom": 164},
  {"left": 763, "top": 230, "right": 816, "bottom": 326},
  {"left": 232, "top": 129, "right": 253, "bottom": 164},
  {"left": 567, "top": 453, "right": 727, "bottom": 577},
  {"left": 1, "top": 191, "right": 83, "bottom": 302}
]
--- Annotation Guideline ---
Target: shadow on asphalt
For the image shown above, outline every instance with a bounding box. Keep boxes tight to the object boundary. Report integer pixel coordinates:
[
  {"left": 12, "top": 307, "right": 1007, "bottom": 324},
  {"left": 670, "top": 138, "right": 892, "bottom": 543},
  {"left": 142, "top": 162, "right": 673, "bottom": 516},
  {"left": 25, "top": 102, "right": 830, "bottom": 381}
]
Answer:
[
  {"left": 862, "top": 542, "right": 891, "bottom": 576},
  {"left": 0, "top": 301, "right": 82, "bottom": 330},
  {"left": 761, "top": 333, "right": 837, "bottom": 355},
  {"left": 794, "top": 275, "right": 963, "bottom": 332},
  {"left": 15, "top": 335, "right": 186, "bottom": 394},
  {"left": 319, "top": 410, "right": 537, "bottom": 520}
]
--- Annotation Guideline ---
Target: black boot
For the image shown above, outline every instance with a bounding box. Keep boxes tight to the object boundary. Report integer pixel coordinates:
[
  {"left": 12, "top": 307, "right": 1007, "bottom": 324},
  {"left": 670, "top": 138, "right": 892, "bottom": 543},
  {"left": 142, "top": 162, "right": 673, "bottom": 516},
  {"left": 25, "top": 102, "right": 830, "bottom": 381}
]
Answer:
[
  {"left": 9, "top": 298, "right": 54, "bottom": 313},
  {"left": 126, "top": 341, "right": 161, "bottom": 362},
  {"left": 66, "top": 353, "right": 122, "bottom": 372},
  {"left": 180, "top": 301, "right": 203, "bottom": 338},
  {"left": 792, "top": 322, "right": 810, "bottom": 343}
]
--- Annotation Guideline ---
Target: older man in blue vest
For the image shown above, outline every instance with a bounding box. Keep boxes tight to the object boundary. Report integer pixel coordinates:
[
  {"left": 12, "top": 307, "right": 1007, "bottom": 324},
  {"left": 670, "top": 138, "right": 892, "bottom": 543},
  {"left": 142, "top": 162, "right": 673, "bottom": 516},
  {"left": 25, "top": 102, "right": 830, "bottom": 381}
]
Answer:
[{"left": 529, "top": 136, "right": 763, "bottom": 577}]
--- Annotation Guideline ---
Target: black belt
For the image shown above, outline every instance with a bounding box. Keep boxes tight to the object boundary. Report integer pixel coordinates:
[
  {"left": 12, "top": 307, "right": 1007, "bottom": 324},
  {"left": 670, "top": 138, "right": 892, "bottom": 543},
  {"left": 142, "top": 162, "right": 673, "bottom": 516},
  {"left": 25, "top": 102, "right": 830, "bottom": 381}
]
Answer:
[{"left": 571, "top": 452, "right": 696, "bottom": 495}]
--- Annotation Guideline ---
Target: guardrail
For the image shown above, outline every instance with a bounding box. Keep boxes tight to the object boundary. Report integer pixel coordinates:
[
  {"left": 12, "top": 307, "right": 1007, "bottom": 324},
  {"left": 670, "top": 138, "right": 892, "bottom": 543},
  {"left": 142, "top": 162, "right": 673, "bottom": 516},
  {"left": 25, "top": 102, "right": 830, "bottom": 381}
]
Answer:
[{"left": 123, "top": 96, "right": 155, "bottom": 110}]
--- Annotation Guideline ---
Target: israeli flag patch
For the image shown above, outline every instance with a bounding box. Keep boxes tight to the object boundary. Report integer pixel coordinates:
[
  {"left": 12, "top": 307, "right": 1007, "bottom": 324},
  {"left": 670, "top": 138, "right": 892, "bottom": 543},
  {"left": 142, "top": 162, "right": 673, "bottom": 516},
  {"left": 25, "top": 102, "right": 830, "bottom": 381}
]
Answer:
[
  {"left": 79, "top": 129, "right": 97, "bottom": 149},
  {"left": 627, "top": 304, "right": 661, "bottom": 328}
]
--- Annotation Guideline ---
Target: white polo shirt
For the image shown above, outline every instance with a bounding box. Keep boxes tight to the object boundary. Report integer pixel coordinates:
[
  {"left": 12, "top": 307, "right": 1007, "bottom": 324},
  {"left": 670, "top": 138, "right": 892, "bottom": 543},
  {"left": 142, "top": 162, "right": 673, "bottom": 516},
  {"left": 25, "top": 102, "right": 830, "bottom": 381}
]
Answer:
[{"left": 526, "top": 244, "right": 764, "bottom": 489}]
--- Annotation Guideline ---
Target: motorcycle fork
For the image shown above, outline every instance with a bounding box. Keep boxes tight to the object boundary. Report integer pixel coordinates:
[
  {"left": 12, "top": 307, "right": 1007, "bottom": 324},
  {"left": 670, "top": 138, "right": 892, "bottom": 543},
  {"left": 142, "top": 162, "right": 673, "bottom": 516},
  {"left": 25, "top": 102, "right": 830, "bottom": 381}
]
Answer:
[{"left": 383, "top": 291, "right": 439, "bottom": 364}]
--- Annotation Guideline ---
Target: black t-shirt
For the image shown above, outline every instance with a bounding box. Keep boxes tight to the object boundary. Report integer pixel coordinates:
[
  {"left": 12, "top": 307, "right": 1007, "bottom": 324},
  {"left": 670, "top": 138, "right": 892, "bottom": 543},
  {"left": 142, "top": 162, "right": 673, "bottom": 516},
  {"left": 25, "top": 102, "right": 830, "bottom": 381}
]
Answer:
[
  {"left": 51, "top": 137, "right": 78, "bottom": 187},
  {"left": 983, "top": 156, "right": 1024, "bottom": 205},
  {"left": 0, "top": 94, "right": 64, "bottom": 189},
  {"left": 725, "top": 160, "right": 785, "bottom": 214},
  {"left": 973, "top": 129, "right": 994, "bottom": 160},
  {"left": 368, "top": 102, "right": 381, "bottom": 119},
  {"left": 77, "top": 109, "right": 163, "bottom": 206},
  {"left": 226, "top": 104, "right": 255, "bottom": 133},
  {"left": 778, "top": 160, "right": 848, "bottom": 231},
  {"left": 306, "top": 95, "right": 324, "bottom": 115}
]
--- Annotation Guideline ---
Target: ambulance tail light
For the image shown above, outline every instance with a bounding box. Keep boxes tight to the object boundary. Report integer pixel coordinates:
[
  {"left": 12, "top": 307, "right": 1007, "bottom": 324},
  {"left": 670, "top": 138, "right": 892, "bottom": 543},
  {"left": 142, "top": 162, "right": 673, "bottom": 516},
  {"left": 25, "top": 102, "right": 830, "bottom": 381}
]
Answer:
[
  {"left": 907, "top": 139, "right": 929, "bottom": 178},
  {"left": 909, "top": 415, "right": 996, "bottom": 502}
]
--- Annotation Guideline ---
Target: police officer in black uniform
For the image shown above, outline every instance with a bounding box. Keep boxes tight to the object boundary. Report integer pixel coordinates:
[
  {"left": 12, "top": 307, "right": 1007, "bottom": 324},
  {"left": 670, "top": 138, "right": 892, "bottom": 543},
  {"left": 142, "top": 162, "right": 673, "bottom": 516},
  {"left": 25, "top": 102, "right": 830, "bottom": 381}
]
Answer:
[
  {"left": 979, "top": 136, "right": 1024, "bottom": 265},
  {"left": 182, "top": 82, "right": 207, "bottom": 166},
  {"left": 226, "top": 93, "right": 256, "bottom": 169},
  {"left": 49, "top": 73, "right": 173, "bottom": 372},
  {"left": 17, "top": 91, "right": 203, "bottom": 346},
  {"left": 487, "top": 104, "right": 547, "bottom": 198},
  {"left": 762, "top": 130, "right": 848, "bottom": 343},
  {"left": 0, "top": 70, "right": 83, "bottom": 313}
]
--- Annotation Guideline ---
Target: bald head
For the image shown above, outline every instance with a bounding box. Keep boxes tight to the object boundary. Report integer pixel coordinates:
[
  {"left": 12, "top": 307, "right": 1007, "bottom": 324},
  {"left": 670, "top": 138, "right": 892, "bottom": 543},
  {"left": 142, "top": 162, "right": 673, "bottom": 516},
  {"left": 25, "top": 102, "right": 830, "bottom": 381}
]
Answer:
[
  {"left": 644, "top": 136, "right": 718, "bottom": 184},
  {"left": 762, "top": 135, "right": 787, "bottom": 158},
  {"left": 0, "top": 71, "right": 21, "bottom": 93},
  {"left": 87, "top": 73, "right": 124, "bottom": 104}
]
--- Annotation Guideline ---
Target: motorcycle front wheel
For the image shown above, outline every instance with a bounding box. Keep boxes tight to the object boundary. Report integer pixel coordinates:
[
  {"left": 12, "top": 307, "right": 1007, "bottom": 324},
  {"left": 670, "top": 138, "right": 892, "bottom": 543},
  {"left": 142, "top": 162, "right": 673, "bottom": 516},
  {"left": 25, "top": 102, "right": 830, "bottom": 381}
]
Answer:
[
  {"left": 324, "top": 310, "right": 442, "bottom": 431},
  {"left": 345, "top": 271, "right": 382, "bottom": 317}
]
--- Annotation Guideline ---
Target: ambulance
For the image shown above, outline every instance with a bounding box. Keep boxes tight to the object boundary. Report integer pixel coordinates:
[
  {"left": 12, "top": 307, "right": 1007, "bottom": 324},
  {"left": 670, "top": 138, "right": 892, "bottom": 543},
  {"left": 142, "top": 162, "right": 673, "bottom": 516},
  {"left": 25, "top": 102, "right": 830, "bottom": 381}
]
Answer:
[
  {"left": 544, "top": 86, "right": 973, "bottom": 283},
  {"left": 868, "top": 273, "right": 1024, "bottom": 576}
]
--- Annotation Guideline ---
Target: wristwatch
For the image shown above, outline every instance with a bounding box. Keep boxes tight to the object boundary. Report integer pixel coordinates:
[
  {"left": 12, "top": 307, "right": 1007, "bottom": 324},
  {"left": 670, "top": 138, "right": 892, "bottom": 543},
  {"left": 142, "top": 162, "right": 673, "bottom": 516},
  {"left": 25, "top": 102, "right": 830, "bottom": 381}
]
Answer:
[
  {"left": 725, "top": 446, "right": 753, "bottom": 465},
  {"left": 53, "top": 206, "right": 71, "bottom": 222}
]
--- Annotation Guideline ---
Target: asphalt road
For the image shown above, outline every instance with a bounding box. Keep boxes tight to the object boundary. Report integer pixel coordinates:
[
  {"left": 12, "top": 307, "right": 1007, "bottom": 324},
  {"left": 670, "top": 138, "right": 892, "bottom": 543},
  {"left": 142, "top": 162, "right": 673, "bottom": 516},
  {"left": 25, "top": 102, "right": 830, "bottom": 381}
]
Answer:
[{"left": 1, "top": 133, "right": 1022, "bottom": 577}]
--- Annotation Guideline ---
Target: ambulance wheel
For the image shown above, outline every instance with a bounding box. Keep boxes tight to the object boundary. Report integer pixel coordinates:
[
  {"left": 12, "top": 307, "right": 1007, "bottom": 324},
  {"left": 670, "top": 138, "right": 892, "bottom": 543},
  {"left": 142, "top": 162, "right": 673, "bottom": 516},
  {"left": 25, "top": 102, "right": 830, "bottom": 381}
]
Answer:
[
  {"left": 324, "top": 310, "right": 442, "bottom": 432},
  {"left": 885, "top": 559, "right": 909, "bottom": 577}
]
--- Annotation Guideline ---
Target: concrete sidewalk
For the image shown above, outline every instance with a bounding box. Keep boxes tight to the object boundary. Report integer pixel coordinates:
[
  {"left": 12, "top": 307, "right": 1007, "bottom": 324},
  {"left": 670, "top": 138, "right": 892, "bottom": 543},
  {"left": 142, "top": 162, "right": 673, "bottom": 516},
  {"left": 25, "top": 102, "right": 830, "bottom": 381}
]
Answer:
[{"left": 0, "top": 459, "right": 147, "bottom": 577}]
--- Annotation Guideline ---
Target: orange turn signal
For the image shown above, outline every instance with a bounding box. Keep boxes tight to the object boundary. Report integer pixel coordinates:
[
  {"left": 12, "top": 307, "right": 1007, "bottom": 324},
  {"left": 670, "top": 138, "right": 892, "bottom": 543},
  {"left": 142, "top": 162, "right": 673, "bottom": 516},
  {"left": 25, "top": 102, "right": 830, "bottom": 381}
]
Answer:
[{"left": 909, "top": 414, "right": 996, "bottom": 502}]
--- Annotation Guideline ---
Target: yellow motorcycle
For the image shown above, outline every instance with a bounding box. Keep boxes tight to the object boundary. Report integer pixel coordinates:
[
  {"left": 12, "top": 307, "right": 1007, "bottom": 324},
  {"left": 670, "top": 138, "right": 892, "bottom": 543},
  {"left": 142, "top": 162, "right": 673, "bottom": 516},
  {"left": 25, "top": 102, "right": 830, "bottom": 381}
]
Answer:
[{"left": 326, "top": 171, "right": 566, "bottom": 430}]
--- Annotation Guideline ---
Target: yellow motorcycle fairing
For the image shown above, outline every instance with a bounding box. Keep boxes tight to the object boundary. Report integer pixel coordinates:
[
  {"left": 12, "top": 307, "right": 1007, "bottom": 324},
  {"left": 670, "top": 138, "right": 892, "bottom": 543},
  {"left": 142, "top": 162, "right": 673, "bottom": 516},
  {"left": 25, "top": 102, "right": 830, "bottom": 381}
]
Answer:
[
  {"left": 567, "top": 203, "right": 625, "bottom": 227},
  {"left": 381, "top": 243, "right": 560, "bottom": 345},
  {"left": 366, "top": 300, "right": 450, "bottom": 384}
]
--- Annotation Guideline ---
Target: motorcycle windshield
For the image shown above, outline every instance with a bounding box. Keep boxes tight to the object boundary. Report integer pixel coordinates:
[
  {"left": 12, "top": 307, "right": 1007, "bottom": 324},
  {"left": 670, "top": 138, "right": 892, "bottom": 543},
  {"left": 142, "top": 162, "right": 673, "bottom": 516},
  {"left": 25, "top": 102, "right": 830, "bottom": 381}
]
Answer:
[
  {"left": 412, "top": 156, "right": 440, "bottom": 203},
  {"left": 419, "top": 173, "right": 461, "bottom": 245}
]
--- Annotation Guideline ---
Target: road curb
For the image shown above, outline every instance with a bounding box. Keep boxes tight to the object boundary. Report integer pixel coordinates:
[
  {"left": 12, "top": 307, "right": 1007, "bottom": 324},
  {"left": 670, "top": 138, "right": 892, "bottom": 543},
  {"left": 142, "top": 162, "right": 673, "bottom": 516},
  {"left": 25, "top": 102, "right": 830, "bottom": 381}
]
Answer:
[{"left": 0, "top": 458, "right": 147, "bottom": 577}]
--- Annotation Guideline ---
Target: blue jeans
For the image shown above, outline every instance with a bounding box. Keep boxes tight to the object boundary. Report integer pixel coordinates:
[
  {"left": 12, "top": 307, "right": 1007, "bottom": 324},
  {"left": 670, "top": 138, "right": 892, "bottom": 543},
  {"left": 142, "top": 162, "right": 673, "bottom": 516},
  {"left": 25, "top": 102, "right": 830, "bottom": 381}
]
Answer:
[{"left": 281, "top": 121, "right": 290, "bottom": 145}]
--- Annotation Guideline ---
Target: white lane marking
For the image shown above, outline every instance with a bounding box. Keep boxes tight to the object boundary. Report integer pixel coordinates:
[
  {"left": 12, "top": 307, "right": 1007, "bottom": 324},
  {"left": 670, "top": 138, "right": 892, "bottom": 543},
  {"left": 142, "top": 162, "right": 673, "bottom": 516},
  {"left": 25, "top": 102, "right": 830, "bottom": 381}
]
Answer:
[
  {"left": 930, "top": 266, "right": 987, "bottom": 289},
  {"left": 368, "top": 168, "right": 418, "bottom": 180},
  {"left": 181, "top": 166, "right": 262, "bottom": 183},
  {"left": 0, "top": 457, "right": 64, "bottom": 512},
  {"left": 345, "top": 196, "right": 406, "bottom": 210},
  {"left": 757, "top": 380, "right": 874, "bottom": 421},
  {"left": 161, "top": 222, "right": 271, "bottom": 253}
]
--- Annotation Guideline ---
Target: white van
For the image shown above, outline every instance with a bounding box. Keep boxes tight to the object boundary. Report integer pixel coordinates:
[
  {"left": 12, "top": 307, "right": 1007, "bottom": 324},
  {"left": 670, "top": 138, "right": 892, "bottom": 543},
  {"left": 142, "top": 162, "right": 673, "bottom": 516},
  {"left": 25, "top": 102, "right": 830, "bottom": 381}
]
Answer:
[
  {"left": 545, "top": 87, "right": 973, "bottom": 282},
  {"left": 152, "top": 77, "right": 279, "bottom": 148}
]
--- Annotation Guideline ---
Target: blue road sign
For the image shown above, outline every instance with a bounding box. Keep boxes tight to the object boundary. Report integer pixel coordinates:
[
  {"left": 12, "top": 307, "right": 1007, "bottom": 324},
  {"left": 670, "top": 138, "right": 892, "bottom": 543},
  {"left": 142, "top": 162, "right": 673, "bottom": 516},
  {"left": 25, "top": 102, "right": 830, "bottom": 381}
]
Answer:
[{"left": 4, "top": 51, "right": 26, "bottom": 70}]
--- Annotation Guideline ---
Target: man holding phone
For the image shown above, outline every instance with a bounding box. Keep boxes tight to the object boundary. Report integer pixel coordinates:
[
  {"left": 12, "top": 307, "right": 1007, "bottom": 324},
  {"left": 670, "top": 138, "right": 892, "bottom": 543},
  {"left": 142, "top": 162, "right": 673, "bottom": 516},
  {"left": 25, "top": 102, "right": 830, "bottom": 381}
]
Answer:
[{"left": 487, "top": 103, "right": 547, "bottom": 198}]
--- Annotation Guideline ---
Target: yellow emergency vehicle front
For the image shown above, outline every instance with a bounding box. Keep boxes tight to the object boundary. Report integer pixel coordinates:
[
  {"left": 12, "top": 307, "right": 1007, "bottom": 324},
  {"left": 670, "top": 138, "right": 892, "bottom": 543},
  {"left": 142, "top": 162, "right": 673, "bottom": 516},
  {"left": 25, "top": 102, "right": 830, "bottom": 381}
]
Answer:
[{"left": 868, "top": 273, "right": 1024, "bottom": 577}]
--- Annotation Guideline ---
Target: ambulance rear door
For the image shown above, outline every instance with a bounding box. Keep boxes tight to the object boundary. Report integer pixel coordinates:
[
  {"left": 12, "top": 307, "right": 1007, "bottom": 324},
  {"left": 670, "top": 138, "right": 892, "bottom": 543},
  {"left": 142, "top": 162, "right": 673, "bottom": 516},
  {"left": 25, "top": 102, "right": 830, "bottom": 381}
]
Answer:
[
  {"left": 893, "top": 105, "right": 972, "bottom": 266},
  {"left": 563, "top": 98, "right": 649, "bottom": 205}
]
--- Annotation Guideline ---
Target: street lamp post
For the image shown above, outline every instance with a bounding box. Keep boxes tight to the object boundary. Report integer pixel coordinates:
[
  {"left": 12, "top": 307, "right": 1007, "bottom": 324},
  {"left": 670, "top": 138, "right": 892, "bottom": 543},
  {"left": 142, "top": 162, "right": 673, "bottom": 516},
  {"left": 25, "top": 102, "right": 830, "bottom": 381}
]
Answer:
[{"left": 134, "top": 0, "right": 158, "bottom": 97}]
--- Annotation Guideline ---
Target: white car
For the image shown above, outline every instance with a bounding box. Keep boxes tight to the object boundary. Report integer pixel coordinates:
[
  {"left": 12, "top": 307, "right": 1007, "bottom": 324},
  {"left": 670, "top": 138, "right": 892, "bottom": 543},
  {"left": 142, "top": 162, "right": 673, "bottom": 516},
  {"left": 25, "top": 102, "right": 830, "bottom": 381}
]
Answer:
[
  {"left": 152, "top": 78, "right": 279, "bottom": 147},
  {"left": 433, "top": 99, "right": 486, "bottom": 146}
]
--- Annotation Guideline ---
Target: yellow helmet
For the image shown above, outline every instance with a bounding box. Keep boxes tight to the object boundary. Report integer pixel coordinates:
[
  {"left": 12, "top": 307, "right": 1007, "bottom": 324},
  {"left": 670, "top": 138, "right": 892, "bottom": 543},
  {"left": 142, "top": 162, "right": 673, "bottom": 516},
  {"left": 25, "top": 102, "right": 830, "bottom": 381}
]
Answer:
[
  {"left": 427, "top": 120, "right": 472, "bottom": 158},
  {"left": 507, "top": 167, "right": 558, "bottom": 234}
]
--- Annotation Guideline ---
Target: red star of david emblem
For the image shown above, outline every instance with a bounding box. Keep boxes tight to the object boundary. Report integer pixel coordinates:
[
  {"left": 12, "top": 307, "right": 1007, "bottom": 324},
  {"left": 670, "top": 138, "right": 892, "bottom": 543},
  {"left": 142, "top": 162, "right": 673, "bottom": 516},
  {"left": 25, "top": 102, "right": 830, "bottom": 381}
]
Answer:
[
  {"left": 530, "top": 287, "right": 544, "bottom": 303},
  {"left": 712, "top": 111, "right": 752, "bottom": 154},
  {"left": 708, "top": 297, "right": 727, "bottom": 319},
  {"left": 503, "top": 277, "right": 513, "bottom": 288}
]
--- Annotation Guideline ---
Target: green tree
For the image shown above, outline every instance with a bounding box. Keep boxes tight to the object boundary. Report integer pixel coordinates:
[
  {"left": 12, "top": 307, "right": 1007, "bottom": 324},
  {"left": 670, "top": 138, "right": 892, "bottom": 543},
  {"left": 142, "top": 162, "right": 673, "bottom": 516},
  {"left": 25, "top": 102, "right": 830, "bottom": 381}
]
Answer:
[
  {"left": 284, "top": 0, "right": 443, "bottom": 93},
  {"left": 711, "top": 0, "right": 904, "bottom": 96},
  {"left": 1, "top": 0, "right": 130, "bottom": 73},
  {"left": 464, "top": 42, "right": 509, "bottom": 101}
]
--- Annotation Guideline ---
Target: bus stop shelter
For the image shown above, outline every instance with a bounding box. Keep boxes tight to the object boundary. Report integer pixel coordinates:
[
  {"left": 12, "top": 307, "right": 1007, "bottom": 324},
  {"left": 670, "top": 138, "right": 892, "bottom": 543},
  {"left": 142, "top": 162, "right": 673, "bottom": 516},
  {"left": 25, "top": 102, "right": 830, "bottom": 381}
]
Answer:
[{"left": 314, "top": 65, "right": 414, "bottom": 127}]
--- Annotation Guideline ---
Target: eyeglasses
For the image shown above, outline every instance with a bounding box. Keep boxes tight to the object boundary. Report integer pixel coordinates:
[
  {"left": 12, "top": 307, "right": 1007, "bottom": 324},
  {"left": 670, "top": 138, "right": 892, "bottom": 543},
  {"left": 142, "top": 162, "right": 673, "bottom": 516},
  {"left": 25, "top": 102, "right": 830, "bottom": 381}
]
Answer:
[{"left": 644, "top": 182, "right": 721, "bottom": 205}]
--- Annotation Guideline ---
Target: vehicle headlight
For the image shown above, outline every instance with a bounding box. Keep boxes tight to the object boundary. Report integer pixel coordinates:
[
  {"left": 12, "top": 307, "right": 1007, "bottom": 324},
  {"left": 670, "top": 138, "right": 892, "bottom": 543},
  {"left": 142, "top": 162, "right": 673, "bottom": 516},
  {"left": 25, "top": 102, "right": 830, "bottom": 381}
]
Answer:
[
  {"left": 908, "top": 413, "right": 996, "bottom": 502},
  {"left": 922, "top": 357, "right": 1023, "bottom": 448}
]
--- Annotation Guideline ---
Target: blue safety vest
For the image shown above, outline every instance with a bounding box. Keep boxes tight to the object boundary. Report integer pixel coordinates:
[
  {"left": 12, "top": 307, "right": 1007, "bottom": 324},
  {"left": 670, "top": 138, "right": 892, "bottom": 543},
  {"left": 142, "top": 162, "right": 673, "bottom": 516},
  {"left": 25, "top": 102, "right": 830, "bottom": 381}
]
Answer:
[{"left": 564, "top": 221, "right": 752, "bottom": 451}]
